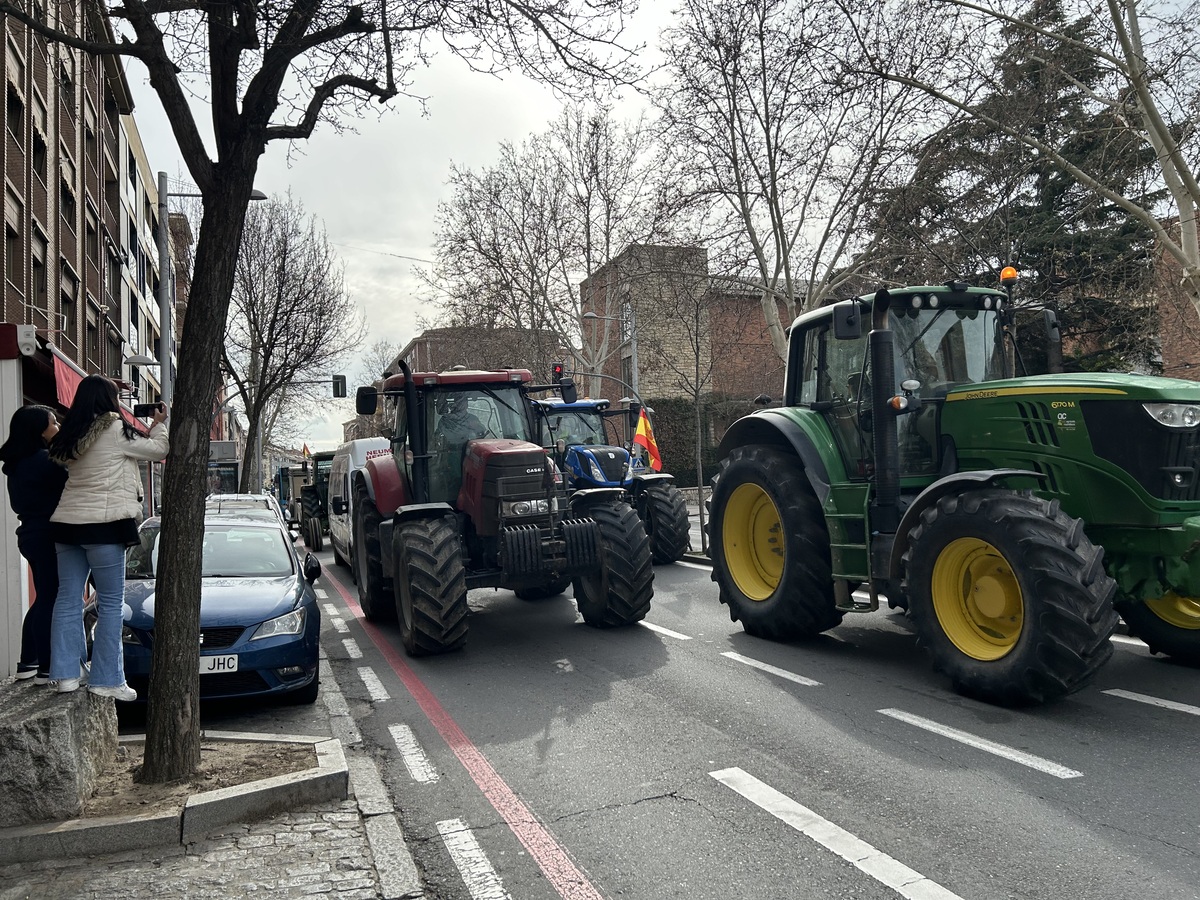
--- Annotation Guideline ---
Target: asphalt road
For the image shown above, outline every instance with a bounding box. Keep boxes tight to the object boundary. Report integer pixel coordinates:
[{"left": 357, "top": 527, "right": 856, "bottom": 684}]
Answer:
[{"left": 303, "top": 545, "right": 1199, "bottom": 900}]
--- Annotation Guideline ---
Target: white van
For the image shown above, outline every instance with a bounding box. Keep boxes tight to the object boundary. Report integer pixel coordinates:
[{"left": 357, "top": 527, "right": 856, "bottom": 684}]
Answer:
[{"left": 328, "top": 437, "right": 391, "bottom": 580}]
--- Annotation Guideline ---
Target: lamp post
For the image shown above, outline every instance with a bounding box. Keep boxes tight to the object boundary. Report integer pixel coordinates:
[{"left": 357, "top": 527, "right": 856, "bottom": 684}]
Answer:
[
  {"left": 582, "top": 307, "right": 639, "bottom": 396},
  {"left": 155, "top": 172, "right": 268, "bottom": 407}
]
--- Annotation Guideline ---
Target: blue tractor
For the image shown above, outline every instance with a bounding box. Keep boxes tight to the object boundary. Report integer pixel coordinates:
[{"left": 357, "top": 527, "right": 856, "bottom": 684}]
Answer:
[{"left": 532, "top": 397, "right": 691, "bottom": 564}]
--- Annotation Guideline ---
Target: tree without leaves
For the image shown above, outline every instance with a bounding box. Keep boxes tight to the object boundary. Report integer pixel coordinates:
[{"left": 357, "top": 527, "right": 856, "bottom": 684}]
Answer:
[
  {"left": 0, "top": 0, "right": 639, "bottom": 781},
  {"left": 221, "top": 193, "right": 364, "bottom": 492}
]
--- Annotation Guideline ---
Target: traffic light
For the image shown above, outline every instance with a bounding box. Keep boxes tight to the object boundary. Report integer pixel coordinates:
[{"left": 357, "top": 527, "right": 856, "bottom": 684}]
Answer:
[
  {"left": 552, "top": 362, "right": 565, "bottom": 381},
  {"left": 332, "top": 374, "right": 347, "bottom": 398}
]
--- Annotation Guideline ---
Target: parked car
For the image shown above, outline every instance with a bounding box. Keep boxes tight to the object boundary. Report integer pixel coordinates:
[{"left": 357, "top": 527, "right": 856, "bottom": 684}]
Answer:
[
  {"left": 327, "top": 436, "right": 390, "bottom": 580},
  {"left": 87, "top": 513, "right": 323, "bottom": 704},
  {"left": 206, "top": 492, "right": 295, "bottom": 535}
]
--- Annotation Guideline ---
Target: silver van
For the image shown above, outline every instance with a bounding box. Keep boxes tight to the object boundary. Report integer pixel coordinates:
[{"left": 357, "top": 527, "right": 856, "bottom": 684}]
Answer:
[{"left": 327, "top": 437, "right": 391, "bottom": 580}]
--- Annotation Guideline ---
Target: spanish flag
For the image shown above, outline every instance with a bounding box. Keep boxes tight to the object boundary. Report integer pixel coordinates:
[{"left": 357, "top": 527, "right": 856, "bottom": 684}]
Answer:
[
  {"left": 302, "top": 443, "right": 311, "bottom": 459},
  {"left": 633, "top": 409, "right": 662, "bottom": 471}
]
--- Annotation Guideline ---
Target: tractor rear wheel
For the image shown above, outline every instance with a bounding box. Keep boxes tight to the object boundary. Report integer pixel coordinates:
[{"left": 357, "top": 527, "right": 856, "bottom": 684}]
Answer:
[
  {"left": 573, "top": 500, "right": 653, "bottom": 627},
  {"left": 1116, "top": 594, "right": 1200, "bottom": 664},
  {"left": 514, "top": 578, "right": 572, "bottom": 601},
  {"left": 353, "top": 479, "right": 393, "bottom": 622},
  {"left": 709, "top": 446, "right": 842, "bottom": 638},
  {"left": 903, "top": 489, "right": 1118, "bottom": 705},
  {"left": 393, "top": 516, "right": 469, "bottom": 655},
  {"left": 305, "top": 517, "right": 323, "bottom": 551},
  {"left": 641, "top": 482, "right": 690, "bottom": 564}
]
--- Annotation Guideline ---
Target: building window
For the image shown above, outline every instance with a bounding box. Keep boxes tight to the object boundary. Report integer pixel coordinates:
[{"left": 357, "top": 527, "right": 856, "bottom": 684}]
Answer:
[
  {"left": 86, "top": 312, "right": 99, "bottom": 370},
  {"left": 31, "top": 132, "right": 46, "bottom": 183},
  {"left": 61, "top": 263, "right": 79, "bottom": 345},
  {"left": 85, "top": 211, "right": 98, "bottom": 264},
  {"left": 5, "top": 224, "right": 19, "bottom": 286},
  {"left": 30, "top": 232, "right": 47, "bottom": 311},
  {"left": 6, "top": 85, "right": 23, "bottom": 141},
  {"left": 60, "top": 179, "right": 76, "bottom": 230},
  {"left": 107, "top": 329, "right": 121, "bottom": 378},
  {"left": 84, "top": 123, "right": 96, "bottom": 162}
]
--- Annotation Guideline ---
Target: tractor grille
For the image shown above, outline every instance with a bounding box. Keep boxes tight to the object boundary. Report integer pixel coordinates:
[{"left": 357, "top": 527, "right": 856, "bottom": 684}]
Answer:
[
  {"left": 584, "top": 446, "right": 628, "bottom": 482},
  {"left": 1082, "top": 401, "right": 1200, "bottom": 501}
]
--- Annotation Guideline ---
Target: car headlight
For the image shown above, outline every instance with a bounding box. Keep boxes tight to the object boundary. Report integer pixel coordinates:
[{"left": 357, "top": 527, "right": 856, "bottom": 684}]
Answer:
[
  {"left": 1143, "top": 403, "right": 1200, "bottom": 428},
  {"left": 250, "top": 607, "right": 307, "bottom": 641},
  {"left": 502, "top": 499, "right": 551, "bottom": 517}
]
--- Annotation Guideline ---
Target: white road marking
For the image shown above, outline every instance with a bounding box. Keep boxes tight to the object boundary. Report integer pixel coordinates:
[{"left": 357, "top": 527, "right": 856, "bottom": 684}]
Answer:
[
  {"left": 722, "top": 651, "right": 821, "bottom": 686},
  {"left": 357, "top": 666, "right": 391, "bottom": 702},
  {"left": 640, "top": 621, "right": 693, "bottom": 640},
  {"left": 342, "top": 638, "right": 362, "bottom": 659},
  {"left": 1103, "top": 688, "right": 1200, "bottom": 716},
  {"left": 331, "top": 617, "right": 349, "bottom": 633},
  {"left": 878, "top": 708, "right": 1083, "bottom": 779},
  {"left": 389, "top": 723, "right": 440, "bottom": 784},
  {"left": 674, "top": 559, "right": 711, "bottom": 571},
  {"left": 323, "top": 603, "right": 339, "bottom": 618},
  {"left": 711, "top": 767, "right": 963, "bottom": 900},
  {"left": 1110, "top": 634, "right": 1147, "bottom": 648},
  {"left": 315, "top": 588, "right": 328, "bottom": 599},
  {"left": 437, "top": 818, "right": 511, "bottom": 900}
]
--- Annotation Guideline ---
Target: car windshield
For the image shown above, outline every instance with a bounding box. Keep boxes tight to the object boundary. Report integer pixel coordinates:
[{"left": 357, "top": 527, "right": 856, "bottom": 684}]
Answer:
[{"left": 127, "top": 523, "right": 294, "bottom": 579}]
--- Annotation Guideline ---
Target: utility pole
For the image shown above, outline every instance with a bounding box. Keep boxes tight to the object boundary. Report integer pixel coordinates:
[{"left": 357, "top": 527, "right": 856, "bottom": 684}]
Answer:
[{"left": 155, "top": 172, "right": 173, "bottom": 405}]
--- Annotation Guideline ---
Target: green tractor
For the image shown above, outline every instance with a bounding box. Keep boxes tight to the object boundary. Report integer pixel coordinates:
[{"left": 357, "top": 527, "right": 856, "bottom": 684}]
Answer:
[{"left": 708, "top": 278, "right": 1200, "bottom": 705}]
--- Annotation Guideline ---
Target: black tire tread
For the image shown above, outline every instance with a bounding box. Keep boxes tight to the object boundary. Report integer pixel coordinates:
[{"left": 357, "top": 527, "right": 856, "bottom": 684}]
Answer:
[
  {"left": 643, "top": 482, "right": 690, "bottom": 564},
  {"left": 353, "top": 478, "right": 393, "bottom": 622},
  {"left": 394, "top": 517, "right": 469, "bottom": 655},
  {"left": 572, "top": 500, "right": 654, "bottom": 627}
]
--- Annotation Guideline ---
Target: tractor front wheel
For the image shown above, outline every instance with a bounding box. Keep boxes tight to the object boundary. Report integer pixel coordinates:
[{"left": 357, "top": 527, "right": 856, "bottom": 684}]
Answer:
[
  {"left": 393, "top": 516, "right": 469, "bottom": 655},
  {"left": 573, "top": 500, "right": 653, "bottom": 627},
  {"left": 353, "top": 479, "right": 392, "bottom": 622},
  {"left": 903, "top": 489, "right": 1118, "bottom": 705},
  {"left": 641, "top": 482, "right": 690, "bottom": 564},
  {"left": 709, "top": 446, "right": 842, "bottom": 639},
  {"left": 1116, "top": 594, "right": 1200, "bottom": 664}
]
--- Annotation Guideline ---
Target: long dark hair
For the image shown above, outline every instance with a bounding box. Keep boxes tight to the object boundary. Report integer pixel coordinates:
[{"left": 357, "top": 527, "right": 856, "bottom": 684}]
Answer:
[
  {"left": 0, "top": 405, "right": 56, "bottom": 471},
  {"left": 50, "top": 375, "right": 136, "bottom": 460}
]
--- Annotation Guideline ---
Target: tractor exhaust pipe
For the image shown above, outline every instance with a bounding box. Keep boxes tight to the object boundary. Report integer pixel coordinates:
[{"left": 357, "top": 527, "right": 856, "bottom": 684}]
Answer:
[
  {"left": 870, "top": 289, "right": 900, "bottom": 534},
  {"left": 397, "top": 358, "right": 429, "bottom": 504}
]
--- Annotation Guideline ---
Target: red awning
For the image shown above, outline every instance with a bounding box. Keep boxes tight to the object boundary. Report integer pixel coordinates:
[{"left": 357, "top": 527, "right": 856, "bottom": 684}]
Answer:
[{"left": 50, "top": 349, "right": 149, "bottom": 435}]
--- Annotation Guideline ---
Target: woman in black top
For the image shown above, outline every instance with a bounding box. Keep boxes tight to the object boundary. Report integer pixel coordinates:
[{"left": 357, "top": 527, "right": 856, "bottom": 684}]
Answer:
[{"left": 0, "top": 405, "right": 67, "bottom": 683}]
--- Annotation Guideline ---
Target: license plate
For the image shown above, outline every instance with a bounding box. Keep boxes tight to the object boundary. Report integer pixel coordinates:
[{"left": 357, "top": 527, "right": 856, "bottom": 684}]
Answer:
[{"left": 200, "top": 654, "right": 239, "bottom": 674}]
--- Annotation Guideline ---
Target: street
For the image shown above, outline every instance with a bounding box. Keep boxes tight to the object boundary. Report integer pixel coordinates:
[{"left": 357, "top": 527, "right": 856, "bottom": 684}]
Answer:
[{"left": 304, "top": 539, "right": 1200, "bottom": 900}]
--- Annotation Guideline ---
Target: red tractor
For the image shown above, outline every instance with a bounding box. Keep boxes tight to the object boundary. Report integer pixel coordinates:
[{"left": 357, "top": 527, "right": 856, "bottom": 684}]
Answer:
[{"left": 352, "top": 363, "right": 655, "bottom": 655}]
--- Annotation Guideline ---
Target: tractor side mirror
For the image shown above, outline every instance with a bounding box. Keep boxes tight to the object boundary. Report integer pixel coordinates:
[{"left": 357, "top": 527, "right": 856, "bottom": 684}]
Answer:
[
  {"left": 1043, "top": 308, "right": 1062, "bottom": 342},
  {"left": 356, "top": 386, "right": 378, "bottom": 415},
  {"left": 559, "top": 378, "right": 578, "bottom": 404},
  {"left": 832, "top": 300, "right": 863, "bottom": 340}
]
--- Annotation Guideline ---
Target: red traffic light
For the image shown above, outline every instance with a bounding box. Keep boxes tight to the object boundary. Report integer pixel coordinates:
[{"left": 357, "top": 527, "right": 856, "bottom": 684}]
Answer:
[{"left": 552, "top": 362, "right": 565, "bottom": 380}]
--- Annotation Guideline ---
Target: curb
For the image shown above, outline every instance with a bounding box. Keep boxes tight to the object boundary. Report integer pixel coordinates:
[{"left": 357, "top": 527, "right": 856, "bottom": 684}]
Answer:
[{"left": 0, "top": 730, "right": 348, "bottom": 866}]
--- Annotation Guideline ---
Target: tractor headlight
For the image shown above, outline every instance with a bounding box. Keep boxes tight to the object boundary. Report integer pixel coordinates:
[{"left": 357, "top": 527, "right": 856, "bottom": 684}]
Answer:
[
  {"left": 502, "top": 499, "right": 551, "bottom": 517},
  {"left": 587, "top": 458, "right": 605, "bottom": 481},
  {"left": 1143, "top": 403, "right": 1200, "bottom": 429}
]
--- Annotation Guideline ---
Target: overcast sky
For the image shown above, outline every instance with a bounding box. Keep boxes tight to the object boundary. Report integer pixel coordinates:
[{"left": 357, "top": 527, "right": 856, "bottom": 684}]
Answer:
[{"left": 128, "top": 7, "right": 672, "bottom": 452}]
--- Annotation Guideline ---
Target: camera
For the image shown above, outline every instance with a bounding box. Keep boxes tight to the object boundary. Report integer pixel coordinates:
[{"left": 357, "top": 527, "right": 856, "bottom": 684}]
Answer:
[{"left": 133, "top": 402, "right": 164, "bottom": 419}]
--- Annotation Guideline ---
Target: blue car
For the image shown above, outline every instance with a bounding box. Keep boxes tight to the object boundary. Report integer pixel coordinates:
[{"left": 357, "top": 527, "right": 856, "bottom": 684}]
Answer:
[{"left": 90, "top": 513, "right": 323, "bottom": 704}]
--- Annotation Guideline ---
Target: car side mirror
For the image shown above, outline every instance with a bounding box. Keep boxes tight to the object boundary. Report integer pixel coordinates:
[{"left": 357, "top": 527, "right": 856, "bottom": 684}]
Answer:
[
  {"left": 303, "top": 554, "right": 321, "bottom": 583},
  {"left": 330, "top": 497, "right": 346, "bottom": 515}
]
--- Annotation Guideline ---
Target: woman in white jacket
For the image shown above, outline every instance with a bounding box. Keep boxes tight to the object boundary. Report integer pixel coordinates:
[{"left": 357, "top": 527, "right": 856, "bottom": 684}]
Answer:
[{"left": 47, "top": 375, "right": 169, "bottom": 701}]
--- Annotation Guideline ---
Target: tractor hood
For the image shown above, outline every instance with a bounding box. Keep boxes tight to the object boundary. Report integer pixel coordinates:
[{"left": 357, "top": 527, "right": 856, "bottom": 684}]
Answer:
[{"left": 944, "top": 372, "right": 1200, "bottom": 404}]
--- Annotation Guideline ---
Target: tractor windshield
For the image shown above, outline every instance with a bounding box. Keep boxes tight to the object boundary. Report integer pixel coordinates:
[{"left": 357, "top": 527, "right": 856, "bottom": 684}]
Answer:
[
  {"left": 548, "top": 409, "right": 608, "bottom": 446},
  {"left": 891, "top": 307, "right": 1005, "bottom": 396}
]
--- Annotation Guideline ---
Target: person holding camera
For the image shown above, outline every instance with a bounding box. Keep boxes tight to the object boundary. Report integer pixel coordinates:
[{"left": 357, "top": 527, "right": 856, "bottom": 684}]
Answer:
[
  {"left": 47, "top": 375, "right": 169, "bottom": 701},
  {"left": 0, "top": 405, "right": 67, "bottom": 684}
]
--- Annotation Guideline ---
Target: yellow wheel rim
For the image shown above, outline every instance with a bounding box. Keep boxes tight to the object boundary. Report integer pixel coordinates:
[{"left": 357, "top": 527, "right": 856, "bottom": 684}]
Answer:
[
  {"left": 1145, "top": 592, "right": 1200, "bottom": 630},
  {"left": 930, "top": 537, "right": 1023, "bottom": 660},
  {"left": 722, "top": 482, "right": 784, "bottom": 601}
]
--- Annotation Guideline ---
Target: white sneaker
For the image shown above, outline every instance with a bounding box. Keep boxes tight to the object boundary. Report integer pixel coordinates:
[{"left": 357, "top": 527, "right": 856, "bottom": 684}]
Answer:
[
  {"left": 15, "top": 666, "right": 38, "bottom": 680},
  {"left": 88, "top": 683, "right": 137, "bottom": 702},
  {"left": 56, "top": 677, "right": 83, "bottom": 693}
]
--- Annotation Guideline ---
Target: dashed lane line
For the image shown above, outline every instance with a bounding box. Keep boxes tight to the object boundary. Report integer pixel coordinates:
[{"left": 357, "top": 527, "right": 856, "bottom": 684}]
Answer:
[
  {"left": 389, "top": 723, "right": 440, "bottom": 784},
  {"left": 438, "top": 818, "right": 512, "bottom": 900},
  {"left": 342, "top": 638, "right": 363, "bottom": 659},
  {"left": 640, "top": 621, "right": 693, "bottom": 640},
  {"left": 711, "top": 767, "right": 964, "bottom": 900},
  {"left": 878, "top": 708, "right": 1083, "bottom": 779},
  {"left": 331, "top": 617, "right": 349, "bottom": 633},
  {"left": 722, "top": 651, "right": 822, "bottom": 686},
  {"left": 315, "top": 588, "right": 328, "bottom": 599},
  {"left": 323, "top": 603, "right": 339, "bottom": 618},
  {"left": 1103, "top": 688, "right": 1200, "bottom": 716},
  {"left": 357, "top": 665, "right": 391, "bottom": 702}
]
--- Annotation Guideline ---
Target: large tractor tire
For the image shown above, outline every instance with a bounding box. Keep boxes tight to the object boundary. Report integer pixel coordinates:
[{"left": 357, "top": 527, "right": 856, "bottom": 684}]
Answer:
[
  {"left": 514, "top": 578, "right": 572, "bottom": 601},
  {"left": 709, "top": 446, "right": 843, "bottom": 638},
  {"left": 572, "top": 500, "right": 654, "bottom": 627},
  {"left": 1115, "top": 595, "right": 1200, "bottom": 664},
  {"left": 902, "top": 489, "right": 1118, "bottom": 705},
  {"left": 305, "top": 517, "right": 323, "bottom": 552},
  {"left": 641, "top": 482, "right": 690, "bottom": 564},
  {"left": 353, "top": 479, "right": 393, "bottom": 622},
  {"left": 393, "top": 516, "right": 469, "bottom": 655},
  {"left": 301, "top": 489, "right": 324, "bottom": 549}
]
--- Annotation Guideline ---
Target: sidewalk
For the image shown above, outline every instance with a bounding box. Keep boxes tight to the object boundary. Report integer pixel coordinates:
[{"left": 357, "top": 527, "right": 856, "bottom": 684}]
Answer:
[{"left": 0, "top": 658, "right": 425, "bottom": 900}]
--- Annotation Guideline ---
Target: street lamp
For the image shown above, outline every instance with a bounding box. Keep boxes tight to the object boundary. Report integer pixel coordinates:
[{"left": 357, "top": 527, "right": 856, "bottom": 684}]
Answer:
[
  {"left": 582, "top": 307, "right": 639, "bottom": 396},
  {"left": 155, "top": 171, "right": 268, "bottom": 407}
]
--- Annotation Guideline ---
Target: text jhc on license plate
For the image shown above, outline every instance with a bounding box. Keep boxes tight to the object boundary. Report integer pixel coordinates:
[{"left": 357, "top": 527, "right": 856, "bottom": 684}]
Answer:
[{"left": 200, "top": 654, "right": 239, "bottom": 674}]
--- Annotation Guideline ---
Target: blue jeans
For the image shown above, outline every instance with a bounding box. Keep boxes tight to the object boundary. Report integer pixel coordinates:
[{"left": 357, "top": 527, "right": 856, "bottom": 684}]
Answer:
[{"left": 50, "top": 543, "right": 127, "bottom": 687}]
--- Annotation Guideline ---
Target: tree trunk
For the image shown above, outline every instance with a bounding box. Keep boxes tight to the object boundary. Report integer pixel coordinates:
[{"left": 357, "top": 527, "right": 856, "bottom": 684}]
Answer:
[{"left": 140, "top": 166, "right": 259, "bottom": 783}]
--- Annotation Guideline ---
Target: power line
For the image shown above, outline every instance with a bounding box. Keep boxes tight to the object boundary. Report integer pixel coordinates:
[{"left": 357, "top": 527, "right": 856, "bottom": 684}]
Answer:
[{"left": 330, "top": 242, "right": 434, "bottom": 264}]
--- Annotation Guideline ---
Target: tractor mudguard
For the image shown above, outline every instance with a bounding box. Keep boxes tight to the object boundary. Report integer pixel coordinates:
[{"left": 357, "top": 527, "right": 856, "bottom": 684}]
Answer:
[
  {"left": 887, "top": 468, "right": 1046, "bottom": 579},
  {"left": 569, "top": 487, "right": 628, "bottom": 510},
  {"left": 631, "top": 472, "right": 675, "bottom": 489},
  {"left": 363, "top": 455, "right": 408, "bottom": 514},
  {"left": 379, "top": 502, "right": 457, "bottom": 574},
  {"left": 717, "top": 410, "right": 833, "bottom": 504}
]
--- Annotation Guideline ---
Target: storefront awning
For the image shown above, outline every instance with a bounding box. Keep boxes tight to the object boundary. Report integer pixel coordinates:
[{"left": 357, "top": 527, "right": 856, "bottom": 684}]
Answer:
[{"left": 49, "top": 347, "right": 149, "bottom": 436}]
